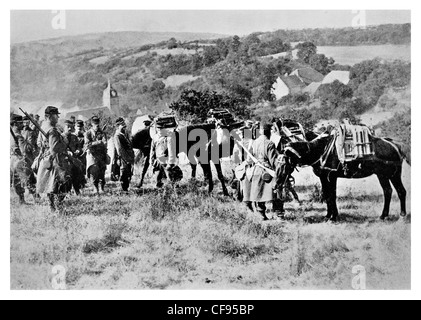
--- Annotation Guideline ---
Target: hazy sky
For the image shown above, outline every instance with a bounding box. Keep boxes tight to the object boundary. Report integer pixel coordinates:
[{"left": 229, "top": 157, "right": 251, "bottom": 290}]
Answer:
[{"left": 11, "top": 10, "right": 411, "bottom": 43}]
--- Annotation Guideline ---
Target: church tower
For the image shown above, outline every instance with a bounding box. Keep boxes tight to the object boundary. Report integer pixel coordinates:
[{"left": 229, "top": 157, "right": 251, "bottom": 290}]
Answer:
[{"left": 103, "top": 79, "right": 120, "bottom": 116}]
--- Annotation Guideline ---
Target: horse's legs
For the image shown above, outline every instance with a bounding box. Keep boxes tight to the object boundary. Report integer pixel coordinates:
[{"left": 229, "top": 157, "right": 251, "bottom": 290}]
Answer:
[
  {"left": 214, "top": 163, "right": 229, "bottom": 196},
  {"left": 320, "top": 173, "right": 338, "bottom": 222},
  {"left": 377, "top": 174, "right": 393, "bottom": 220},
  {"left": 137, "top": 155, "right": 149, "bottom": 188},
  {"left": 190, "top": 163, "right": 197, "bottom": 179},
  {"left": 320, "top": 174, "right": 332, "bottom": 220},
  {"left": 201, "top": 163, "right": 213, "bottom": 194},
  {"left": 390, "top": 167, "right": 407, "bottom": 217}
]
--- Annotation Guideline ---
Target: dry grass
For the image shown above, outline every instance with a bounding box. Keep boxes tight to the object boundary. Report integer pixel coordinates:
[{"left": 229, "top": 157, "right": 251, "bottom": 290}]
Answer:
[{"left": 10, "top": 162, "right": 411, "bottom": 290}]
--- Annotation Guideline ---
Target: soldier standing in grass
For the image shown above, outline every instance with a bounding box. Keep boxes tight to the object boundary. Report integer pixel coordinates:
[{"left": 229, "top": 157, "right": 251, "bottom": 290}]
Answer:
[
  {"left": 150, "top": 116, "right": 180, "bottom": 188},
  {"left": 10, "top": 114, "right": 38, "bottom": 204},
  {"left": 84, "top": 116, "right": 109, "bottom": 193},
  {"left": 62, "top": 119, "right": 86, "bottom": 195},
  {"left": 113, "top": 117, "right": 135, "bottom": 191},
  {"left": 75, "top": 120, "right": 87, "bottom": 173},
  {"left": 36, "top": 106, "right": 73, "bottom": 212},
  {"left": 247, "top": 123, "right": 284, "bottom": 220},
  {"left": 233, "top": 120, "right": 255, "bottom": 212}
]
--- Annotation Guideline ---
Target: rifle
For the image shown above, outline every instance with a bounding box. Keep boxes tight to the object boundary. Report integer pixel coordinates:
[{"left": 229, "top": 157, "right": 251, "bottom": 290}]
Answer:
[
  {"left": 20, "top": 108, "right": 76, "bottom": 165},
  {"left": 19, "top": 108, "right": 47, "bottom": 138},
  {"left": 234, "top": 140, "right": 276, "bottom": 178}
]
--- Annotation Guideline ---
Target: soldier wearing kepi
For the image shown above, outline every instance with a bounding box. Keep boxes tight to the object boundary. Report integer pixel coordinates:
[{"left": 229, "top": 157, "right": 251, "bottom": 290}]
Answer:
[
  {"left": 113, "top": 117, "right": 135, "bottom": 192},
  {"left": 10, "top": 114, "right": 38, "bottom": 204},
  {"left": 84, "top": 116, "right": 108, "bottom": 193},
  {"left": 247, "top": 123, "right": 284, "bottom": 220},
  {"left": 150, "top": 115, "right": 180, "bottom": 188},
  {"left": 62, "top": 120, "right": 86, "bottom": 195},
  {"left": 36, "top": 106, "right": 72, "bottom": 211}
]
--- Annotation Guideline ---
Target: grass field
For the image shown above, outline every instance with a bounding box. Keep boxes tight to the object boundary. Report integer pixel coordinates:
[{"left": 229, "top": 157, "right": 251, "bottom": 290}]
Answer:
[
  {"left": 318, "top": 44, "right": 411, "bottom": 65},
  {"left": 10, "top": 162, "right": 411, "bottom": 290}
]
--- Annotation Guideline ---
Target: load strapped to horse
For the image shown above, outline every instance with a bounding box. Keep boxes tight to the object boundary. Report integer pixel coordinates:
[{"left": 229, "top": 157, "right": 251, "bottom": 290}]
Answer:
[
  {"left": 271, "top": 118, "right": 307, "bottom": 152},
  {"left": 317, "top": 119, "right": 377, "bottom": 172},
  {"left": 335, "top": 119, "right": 374, "bottom": 163}
]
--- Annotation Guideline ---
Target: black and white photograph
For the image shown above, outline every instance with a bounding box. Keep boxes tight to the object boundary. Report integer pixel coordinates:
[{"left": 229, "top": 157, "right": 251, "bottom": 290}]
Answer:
[{"left": 6, "top": 5, "right": 415, "bottom": 297}]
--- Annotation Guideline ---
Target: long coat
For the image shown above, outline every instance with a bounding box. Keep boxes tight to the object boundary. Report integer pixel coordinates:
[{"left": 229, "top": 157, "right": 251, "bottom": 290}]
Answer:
[
  {"left": 248, "top": 135, "right": 279, "bottom": 203},
  {"left": 239, "top": 138, "right": 253, "bottom": 202},
  {"left": 36, "top": 123, "right": 72, "bottom": 195},
  {"left": 84, "top": 128, "right": 108, "bottom": 174}
]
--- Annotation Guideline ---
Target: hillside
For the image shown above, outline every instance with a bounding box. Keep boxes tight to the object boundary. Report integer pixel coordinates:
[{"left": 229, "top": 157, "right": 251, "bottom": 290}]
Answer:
[{"left": 10, "top": 24, "right": 411, "bottom": 119}]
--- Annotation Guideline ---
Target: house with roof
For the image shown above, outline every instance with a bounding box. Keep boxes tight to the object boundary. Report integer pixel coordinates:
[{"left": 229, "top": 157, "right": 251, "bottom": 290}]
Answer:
[
  {"left": 303, "top": 82, "right": 323, "bottom": 98},
  {"left": 291, "top": 68, "right": 324, "bottom": 85},
  {"left": 271, "top": 75, "right": 306, "bottom": 100},
  {"left": 322, "top": 71, "right": 351, "bottom": 85}
]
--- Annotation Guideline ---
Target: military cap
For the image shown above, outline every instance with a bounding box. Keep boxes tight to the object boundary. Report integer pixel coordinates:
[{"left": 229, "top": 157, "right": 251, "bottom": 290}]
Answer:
[
  {"left": 45, "top": 106, "right": 60, "bottom": 115},
  {"left": 76, "top": 120, "right": 84, "bottom": 127},
  {"left": 23, "top": 115, "right": 30, "bottom": 121},
  {"left": 34, "top": 115, "right": 40, "bottom": 120},
  {"left": 91, "top": 116, "right": 100, "bottom": 124},
  {"left": 115, "top": 117, "right": 125, "bottom": 126},
  {"left": 64, "top": 119, "right": 75, "bottom": 125},
  {"left": 11, "top": 114, "right": 23, "bottom": 124}
]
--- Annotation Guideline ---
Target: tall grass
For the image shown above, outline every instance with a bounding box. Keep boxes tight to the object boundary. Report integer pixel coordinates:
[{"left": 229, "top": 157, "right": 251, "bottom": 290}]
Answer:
[{"left": 10, "top": 164, "right": 411, "bottom": 290}]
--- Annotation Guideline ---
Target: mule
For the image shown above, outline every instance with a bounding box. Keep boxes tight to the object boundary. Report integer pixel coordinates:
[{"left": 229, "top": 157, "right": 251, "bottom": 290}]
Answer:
[
  {"left": 279, "top": 131, "right": 408, "bottom": 222},
  {"left": 131, "top": 122, "right": 240, "bottom": 195}
]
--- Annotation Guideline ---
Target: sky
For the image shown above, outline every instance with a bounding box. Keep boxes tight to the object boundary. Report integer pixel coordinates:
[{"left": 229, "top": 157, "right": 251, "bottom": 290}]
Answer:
[{"left": 10, "top": 10, "right": 411, "bottom": 43}]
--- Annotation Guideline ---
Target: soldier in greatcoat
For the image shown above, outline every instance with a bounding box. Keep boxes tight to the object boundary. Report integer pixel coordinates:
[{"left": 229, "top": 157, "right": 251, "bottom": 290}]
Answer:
[
  {"left": 62, "top": 119, "right": 86, "bottom": 195},
  {"left": 246, "top": 123, "right": 284, "bottom": 220},
  {"left": 36, "top": 106, "right": 73, "bottom": 211},
  {"left": 113, "top": 117, "right": 135, "bottom": 191},
  {"left": 84, "top": 116, "right": 108, "bottom": 193}
]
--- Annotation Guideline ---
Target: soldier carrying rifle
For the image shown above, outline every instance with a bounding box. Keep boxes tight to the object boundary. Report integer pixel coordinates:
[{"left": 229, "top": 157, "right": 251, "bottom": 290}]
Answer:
[{"left": 23, "top": 106, "right": 73, "bottom": 212}]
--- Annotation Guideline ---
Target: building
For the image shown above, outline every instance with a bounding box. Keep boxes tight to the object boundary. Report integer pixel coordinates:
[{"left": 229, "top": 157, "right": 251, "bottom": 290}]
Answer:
[
  {"left": 303, "top": 82, "right": 323, "bottom": 97},
  {"left": 271, "top": 75, "right": 306, "bottom": 100},
  {"left": 291, "top": 68, "right": 324, "bottom": 85},
  {"left": 65, "top": 80, "right": 121, "bottom": 121},
  {"left": 322, "top": 71, "right": 351, "bottom": 85}
]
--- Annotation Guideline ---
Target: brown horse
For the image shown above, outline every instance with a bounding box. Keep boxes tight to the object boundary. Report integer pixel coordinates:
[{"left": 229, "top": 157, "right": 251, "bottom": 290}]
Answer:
[{"left": 278, "top": 131, "right": 408, "bottom": 222}]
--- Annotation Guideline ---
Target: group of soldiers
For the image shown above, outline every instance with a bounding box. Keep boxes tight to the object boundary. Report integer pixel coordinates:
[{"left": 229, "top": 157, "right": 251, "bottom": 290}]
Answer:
[
  {"left": 11, "top": 105, "right": 294, "bottom": 220},
  {"left": 10, "top": 106, "right": 139, "bottom": 212}
]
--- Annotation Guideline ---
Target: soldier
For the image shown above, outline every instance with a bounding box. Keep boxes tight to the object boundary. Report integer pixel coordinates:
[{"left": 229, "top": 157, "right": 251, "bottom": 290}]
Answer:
[
  {"left": 75, "top": 120, "right": 87, "bottom": 173},
  {"left": 36, "top": 106, "right": 73, "bottom": 211},
  {"left": 234, "top": 120, "right": 255, "bottom": 212},
  {"left": 21, "top": 116, "right": 38, "bottom": 165},
  {"left": 247, "top": 123, "right": 284, "bottom": 220},
  {"left": 150, "top": 116, "right": 179, "bottom": 188},
  {"left": 84, "top": 116, "right": 108, "bottom": 193},
  {"left": 62, "top": 120, "right": 86, "bottom": 195},
  {"left": 113, "top": 117, "right": 135, "bottom": 191},
  {"left": 10, "top": 114, "right": 38, "bottom": 204}
]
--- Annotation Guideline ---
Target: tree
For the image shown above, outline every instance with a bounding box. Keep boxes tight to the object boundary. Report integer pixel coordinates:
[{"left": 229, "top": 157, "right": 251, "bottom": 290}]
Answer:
[
  {"left": 296, "top": 42, "right": 317, "bottom": 63},
  {"left": 309, "top": 53, "right": 335, "bottom": 75},
  {"left": 167, "top": 38, "right": 178, "bottom": 49},
  {"left": 231, "top": 35, "right": 242, "bottom": 53},
  {"left": 169, "top": 89, "right": 250, "bottom": 124}
]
